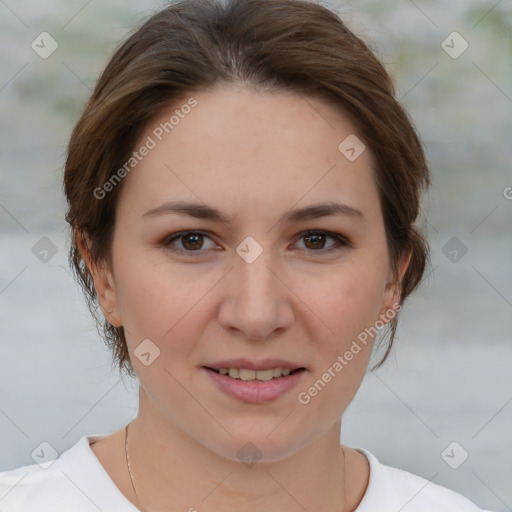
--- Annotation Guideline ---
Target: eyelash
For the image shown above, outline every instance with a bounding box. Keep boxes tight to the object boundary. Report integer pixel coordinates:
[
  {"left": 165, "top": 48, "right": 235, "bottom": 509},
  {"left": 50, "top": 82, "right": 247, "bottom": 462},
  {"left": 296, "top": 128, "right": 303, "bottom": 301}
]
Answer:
[{"left": 162, "top": 230, "right": 350, "bottom": 257}]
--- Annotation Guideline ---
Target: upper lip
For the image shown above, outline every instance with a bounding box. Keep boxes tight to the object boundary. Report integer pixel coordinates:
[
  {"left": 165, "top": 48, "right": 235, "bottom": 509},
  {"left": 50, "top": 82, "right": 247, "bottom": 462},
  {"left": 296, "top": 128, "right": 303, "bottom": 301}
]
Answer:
[{"left": 204, "top": 358, "right": 306, "bottom": 371}]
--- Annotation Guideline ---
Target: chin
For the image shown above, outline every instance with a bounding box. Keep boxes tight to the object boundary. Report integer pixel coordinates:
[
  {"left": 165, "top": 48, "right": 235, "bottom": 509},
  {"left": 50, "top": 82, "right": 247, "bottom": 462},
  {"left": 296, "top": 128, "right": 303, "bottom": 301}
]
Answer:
[{"left": 198, "top": 421, "right": 317, "bottom": 465}]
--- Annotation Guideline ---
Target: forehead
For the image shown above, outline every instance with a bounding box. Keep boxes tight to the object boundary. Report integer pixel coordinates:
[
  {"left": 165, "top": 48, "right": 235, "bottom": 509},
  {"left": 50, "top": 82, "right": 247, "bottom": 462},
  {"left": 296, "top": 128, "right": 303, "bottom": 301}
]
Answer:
[{"left": 116, "top": 85, "right": 380, "bottom": 223}]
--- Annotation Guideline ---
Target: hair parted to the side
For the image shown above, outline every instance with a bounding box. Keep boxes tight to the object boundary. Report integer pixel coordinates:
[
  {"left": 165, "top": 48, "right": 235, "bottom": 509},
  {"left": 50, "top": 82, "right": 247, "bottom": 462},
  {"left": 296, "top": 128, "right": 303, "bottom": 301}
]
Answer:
[{"left": 64, "top": 0, "right": 430, "bottom": 379}]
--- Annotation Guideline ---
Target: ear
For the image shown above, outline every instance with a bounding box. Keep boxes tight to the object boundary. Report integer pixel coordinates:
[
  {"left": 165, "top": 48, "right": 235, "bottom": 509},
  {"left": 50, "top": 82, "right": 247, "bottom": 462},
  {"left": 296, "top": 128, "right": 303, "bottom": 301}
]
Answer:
[
  {"left": 75, "top": 230, "right": 123, "bottom": 327},
  {"left": 379, "top": 247, "right": 412, "bottom": 322}
]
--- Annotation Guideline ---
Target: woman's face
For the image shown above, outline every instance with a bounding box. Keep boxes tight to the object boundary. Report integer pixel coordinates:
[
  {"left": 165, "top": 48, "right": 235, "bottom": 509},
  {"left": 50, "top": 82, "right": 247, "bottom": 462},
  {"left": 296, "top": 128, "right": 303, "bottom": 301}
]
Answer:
[{"left": 94, "top": 85, "right": 404, "bottom": 461}]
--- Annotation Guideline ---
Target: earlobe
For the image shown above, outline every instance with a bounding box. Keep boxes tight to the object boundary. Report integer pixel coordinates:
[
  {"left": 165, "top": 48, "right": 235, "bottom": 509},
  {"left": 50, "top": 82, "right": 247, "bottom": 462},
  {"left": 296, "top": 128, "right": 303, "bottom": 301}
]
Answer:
[{"left": 75, "top": 230, "right": 123, "bottom": 327}]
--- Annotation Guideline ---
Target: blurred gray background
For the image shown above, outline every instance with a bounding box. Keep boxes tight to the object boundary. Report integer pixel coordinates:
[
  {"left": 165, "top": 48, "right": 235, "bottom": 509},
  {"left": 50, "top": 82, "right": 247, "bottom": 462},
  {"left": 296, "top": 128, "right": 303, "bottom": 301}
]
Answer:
[{"left": 0, "top": 0, "right": 511, "bottom": 510}]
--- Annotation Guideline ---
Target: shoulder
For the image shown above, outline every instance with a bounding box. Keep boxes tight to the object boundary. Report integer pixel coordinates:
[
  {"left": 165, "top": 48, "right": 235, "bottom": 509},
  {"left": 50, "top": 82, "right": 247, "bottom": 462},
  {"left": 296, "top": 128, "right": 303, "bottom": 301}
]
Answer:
[
  {"left": 355, "top": 448, "right": 494, "bottom": 512},
  {"left": 0, "top": 454, "right": 81, "bottom": 511},
  {"left": 0, "top": 433, "right": 138, "bottom": 512}
]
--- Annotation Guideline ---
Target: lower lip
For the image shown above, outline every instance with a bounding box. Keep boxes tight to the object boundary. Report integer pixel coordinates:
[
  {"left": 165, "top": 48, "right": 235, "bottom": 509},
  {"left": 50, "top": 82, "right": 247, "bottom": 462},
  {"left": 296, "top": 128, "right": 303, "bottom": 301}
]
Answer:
[{"left": 203, "top": 367, "right": 306, "bottom": 404}]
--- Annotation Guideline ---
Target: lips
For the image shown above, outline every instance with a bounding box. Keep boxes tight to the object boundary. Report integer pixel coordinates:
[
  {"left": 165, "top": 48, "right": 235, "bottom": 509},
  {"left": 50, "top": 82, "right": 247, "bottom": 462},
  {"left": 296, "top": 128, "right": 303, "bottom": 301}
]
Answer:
[
  {"left": 204, "top": 358, "right": 305, "bottom": 371},
  {"left": 201, "top": 358, "right": 307, "bottom": 403}
]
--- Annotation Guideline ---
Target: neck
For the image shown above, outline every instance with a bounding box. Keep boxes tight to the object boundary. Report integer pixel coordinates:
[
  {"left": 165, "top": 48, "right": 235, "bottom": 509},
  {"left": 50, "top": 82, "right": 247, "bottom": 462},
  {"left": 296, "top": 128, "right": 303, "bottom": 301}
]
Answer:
[{"left": 125, "top": 394, "right": 352, "bottom": 512}]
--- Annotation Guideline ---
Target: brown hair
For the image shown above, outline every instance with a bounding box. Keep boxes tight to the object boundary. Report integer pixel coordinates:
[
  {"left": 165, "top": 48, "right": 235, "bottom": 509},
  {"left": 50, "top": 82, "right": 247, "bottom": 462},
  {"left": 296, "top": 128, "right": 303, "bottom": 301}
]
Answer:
[{"left": 64, "top": 0, "right": 430, "bottom": 378}]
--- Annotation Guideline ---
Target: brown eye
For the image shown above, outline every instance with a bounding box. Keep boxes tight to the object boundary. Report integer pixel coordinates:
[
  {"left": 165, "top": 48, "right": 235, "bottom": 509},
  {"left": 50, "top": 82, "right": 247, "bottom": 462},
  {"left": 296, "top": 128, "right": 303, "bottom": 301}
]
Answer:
[
  {"left": 180, "top": 233, "right": 204, "bottom": 250},
  {"left": 303, "top": 232, "right": 327, "bottom": 250},
  {"left": 163, "top": 231, "right": 217, "bottom": 256},
  {"left": 297, "top": 230, "right": 349, "bottom": 253}
]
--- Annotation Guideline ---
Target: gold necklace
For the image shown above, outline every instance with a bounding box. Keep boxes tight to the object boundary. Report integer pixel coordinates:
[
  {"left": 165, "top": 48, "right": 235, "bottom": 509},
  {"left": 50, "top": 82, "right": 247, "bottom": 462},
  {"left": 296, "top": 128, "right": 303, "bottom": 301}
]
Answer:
[
  {"left": 125, "top": 424, "right": 147, "bottom": 512},
  {"left": 124, "top": 423, "right": 348, "bottom": 511}
]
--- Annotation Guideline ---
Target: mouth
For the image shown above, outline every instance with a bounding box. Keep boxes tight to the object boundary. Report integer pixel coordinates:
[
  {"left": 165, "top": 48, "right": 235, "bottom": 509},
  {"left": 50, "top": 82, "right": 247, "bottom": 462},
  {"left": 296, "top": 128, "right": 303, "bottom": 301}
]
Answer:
[
  {"left": 204, "top": 366, "right": 306, "bottom": 381},
  {"left": 201, "top": 360, "right": 308, "bottom": 403}
]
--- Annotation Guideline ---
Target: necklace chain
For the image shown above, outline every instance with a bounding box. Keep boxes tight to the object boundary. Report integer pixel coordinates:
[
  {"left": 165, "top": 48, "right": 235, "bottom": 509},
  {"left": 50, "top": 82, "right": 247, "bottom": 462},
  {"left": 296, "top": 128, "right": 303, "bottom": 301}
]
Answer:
[
  {"left": 124, "top": 423, "right": 347, "bottom": 511},
  {"left": 125, "top": 424, "right": 146, "bottom": 512}
]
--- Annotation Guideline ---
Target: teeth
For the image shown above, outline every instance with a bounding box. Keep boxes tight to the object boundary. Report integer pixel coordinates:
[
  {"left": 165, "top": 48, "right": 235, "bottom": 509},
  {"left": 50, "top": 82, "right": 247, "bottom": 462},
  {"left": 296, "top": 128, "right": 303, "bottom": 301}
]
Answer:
[
  {"left": 239, "top": 369, "right": 256, "bottom": 381},
  {"left": 255, "top": 369, "right": 274, "bottom": 381},
  {"left": 228, "top": 368, "right": 239, "bottom": 378},
  {"left": 216, "top": 367, "right": 297, "bottom": 380}
]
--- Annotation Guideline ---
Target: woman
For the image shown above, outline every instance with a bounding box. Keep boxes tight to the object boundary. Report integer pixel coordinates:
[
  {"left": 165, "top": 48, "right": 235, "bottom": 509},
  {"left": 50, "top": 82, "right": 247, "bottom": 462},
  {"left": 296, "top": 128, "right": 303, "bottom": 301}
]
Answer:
[{"left": 0, "top": 0, "right": 495, "bottom": 510}]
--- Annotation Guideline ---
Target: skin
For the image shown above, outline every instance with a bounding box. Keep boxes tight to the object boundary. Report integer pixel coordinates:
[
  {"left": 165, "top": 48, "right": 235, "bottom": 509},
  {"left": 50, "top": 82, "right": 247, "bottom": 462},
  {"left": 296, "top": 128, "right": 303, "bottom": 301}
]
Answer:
[{"left": 81, "top": 84, "right": 410, "bottom": 511}]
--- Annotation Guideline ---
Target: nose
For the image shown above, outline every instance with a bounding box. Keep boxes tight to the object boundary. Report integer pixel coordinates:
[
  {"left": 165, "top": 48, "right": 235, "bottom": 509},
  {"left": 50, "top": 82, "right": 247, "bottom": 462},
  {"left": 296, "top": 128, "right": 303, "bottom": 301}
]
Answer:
[{"left": 217, "top": 246, "right": 295, "bottom": 341}]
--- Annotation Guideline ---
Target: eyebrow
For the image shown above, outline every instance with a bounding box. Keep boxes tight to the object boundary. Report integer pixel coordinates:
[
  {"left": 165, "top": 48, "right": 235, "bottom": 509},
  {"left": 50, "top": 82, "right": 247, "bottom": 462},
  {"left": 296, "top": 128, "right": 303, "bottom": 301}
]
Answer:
[{"left": 142, "top": 200, "right": 365, "bottom": 224}]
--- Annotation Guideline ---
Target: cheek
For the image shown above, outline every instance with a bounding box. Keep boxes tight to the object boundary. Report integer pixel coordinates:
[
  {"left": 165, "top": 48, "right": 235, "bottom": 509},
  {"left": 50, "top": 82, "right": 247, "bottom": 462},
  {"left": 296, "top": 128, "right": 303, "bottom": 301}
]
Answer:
[
  {"left": 114, "top": 261, "right": 168, "bottom": 336},
  {"left": 312, "top": 259, "right": 388, "bottom": 342},
  {"left": 112, "top": 247, "right": 219, "bottom": 361},
  {"left": 296, "top": 255, "right": 387, "bottom": 397},
  {"left": 294, "top": 276, "right": 378, "bottom": 427},
  {"left": 113, "top": 244, "right": 182, "bottom": 324}
]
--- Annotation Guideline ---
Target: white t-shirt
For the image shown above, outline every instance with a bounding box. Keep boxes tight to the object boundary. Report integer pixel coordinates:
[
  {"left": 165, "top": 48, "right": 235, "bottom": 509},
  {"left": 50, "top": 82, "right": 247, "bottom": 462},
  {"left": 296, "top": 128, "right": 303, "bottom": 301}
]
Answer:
[{"left": 0, "top": 433, "right": 493, "bottom": 512}]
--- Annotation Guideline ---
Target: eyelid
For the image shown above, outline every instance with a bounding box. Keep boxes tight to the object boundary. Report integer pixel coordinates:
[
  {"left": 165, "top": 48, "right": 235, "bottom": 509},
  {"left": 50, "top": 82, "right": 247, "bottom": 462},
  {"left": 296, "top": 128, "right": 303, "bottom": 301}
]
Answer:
[{"left": 162, "top": 229, "right": 351, "bottom": 257}]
